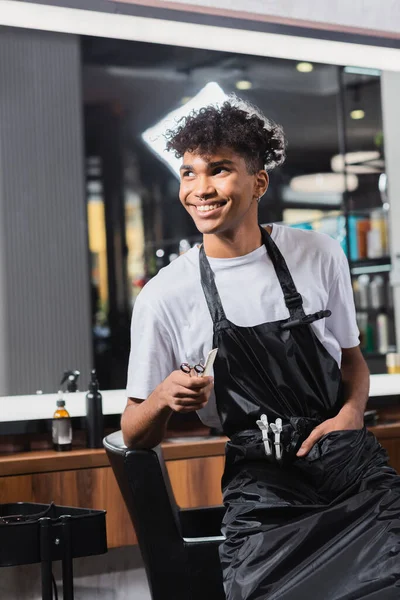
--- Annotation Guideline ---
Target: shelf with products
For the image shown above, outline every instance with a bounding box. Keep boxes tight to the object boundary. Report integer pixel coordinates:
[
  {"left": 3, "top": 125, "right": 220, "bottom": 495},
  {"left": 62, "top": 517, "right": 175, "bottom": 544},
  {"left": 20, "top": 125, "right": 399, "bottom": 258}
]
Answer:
[
  {"left": 337, "top": 69, "right": 394, "bottom": 368},
  {"left": 345, "top": 209, "right": 389, "bottom": 264},
  {"left": 279, "top": 68, "right": 395, "bottom": 373},
  {"left": 353, "top": 265, "right": 394, "bottom": 357},
  {"left": 350, "top": 257, "right": 391, "bottom": 275}
]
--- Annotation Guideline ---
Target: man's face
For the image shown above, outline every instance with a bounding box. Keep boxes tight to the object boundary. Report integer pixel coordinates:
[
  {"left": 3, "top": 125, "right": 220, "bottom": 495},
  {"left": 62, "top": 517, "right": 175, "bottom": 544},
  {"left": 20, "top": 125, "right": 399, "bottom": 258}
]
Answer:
[{"left": 179, "top": 148, "right": 267, "bottom": 235}]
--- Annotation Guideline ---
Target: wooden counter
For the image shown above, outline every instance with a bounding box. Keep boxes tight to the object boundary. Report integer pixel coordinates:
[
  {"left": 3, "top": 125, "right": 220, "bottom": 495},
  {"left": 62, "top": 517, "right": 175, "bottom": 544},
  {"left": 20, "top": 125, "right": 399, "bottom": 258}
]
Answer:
[
  {"left": 0, "top": 437, "right": 228, "bottom": 548},
  {"left": 1, "top": 425, "right": 400, "bottom": 549},
  {"left": 0, "top": 437, "right": 228, "bottom": 477}
]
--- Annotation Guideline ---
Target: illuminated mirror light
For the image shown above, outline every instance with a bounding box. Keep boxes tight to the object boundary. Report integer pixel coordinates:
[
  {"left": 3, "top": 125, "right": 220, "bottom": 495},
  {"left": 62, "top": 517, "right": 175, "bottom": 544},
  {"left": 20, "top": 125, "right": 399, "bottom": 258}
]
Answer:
[
  {"left": 142, "top": 82, "right": 228, "bottom": 178},
  {"left": 350, "top": 109, "right": 365, "bottom": 120},
  {"left": 290, "top": 173, "right": 358, "bottom": 194},
  {"left": 235, "top": 80, "right": 252, "bottom": 90},
  {"left": 296, "top": 62, "right": 314, "bottom": 73},
  {"left": 331, "top": 151, "right": 383, "bottom": 174},
  {"left": 344, "top": 66, "right": 381, "bottom": 76}
]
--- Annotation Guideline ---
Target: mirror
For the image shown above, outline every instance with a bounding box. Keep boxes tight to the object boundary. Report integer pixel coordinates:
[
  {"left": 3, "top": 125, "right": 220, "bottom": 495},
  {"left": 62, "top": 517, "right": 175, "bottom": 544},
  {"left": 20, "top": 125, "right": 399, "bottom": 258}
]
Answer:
[{"left": 0, "top": 29, "right": 387, "bottom": 397}]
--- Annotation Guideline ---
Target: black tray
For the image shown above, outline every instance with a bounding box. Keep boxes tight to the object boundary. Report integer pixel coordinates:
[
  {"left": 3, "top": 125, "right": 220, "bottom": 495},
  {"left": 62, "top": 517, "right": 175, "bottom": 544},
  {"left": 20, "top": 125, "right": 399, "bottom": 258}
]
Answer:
[{"left": 0, "top": 502, "right": 107, "bottom": 567}]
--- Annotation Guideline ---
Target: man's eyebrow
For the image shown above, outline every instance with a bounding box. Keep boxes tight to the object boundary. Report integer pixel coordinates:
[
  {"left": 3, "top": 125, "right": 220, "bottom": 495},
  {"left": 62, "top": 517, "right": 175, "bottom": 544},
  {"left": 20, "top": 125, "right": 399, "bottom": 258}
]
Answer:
[
  {"left": 179, "top": 159, "right": 235, "bottom": 171},
  {"left": 209, "top": 160, "right": 234, "bottom": 168}
]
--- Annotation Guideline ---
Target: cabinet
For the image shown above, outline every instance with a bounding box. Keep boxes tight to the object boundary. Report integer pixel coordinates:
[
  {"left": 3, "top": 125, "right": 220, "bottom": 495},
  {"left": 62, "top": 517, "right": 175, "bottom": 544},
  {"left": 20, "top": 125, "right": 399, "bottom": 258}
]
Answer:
[
  {"left": 0, "top": 443, "right": 227, "bottom": 549},
  {"left": 1, "top": 427, "right": 399, "bottom": 550}
]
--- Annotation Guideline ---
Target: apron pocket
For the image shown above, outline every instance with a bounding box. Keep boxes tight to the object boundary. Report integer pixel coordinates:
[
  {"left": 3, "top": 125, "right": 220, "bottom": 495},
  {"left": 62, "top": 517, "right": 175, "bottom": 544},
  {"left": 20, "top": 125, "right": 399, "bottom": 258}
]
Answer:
[{"left": 294, "top": 427, "right": 384, "bottom": 500}]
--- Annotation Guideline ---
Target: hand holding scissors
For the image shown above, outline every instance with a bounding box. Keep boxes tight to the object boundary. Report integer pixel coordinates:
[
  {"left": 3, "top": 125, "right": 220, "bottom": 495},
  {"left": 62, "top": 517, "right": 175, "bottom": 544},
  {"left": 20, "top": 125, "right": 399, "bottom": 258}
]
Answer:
[{"left": 157, "top": 369, "right": 213, "bottom": 414}]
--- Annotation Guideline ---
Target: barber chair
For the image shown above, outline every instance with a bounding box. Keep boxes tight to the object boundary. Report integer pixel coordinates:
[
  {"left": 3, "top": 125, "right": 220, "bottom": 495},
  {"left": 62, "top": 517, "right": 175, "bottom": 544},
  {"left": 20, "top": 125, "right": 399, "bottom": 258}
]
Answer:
[{"left": 104, "top": 431, "right": 226, "bottom": 600}]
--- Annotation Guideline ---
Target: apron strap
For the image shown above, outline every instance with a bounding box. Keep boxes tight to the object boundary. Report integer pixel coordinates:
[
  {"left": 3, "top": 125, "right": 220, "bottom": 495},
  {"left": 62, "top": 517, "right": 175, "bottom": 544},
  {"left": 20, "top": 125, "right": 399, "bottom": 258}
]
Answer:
[
  {"left": 199, "top": 244, "right": 228, "bottom": 326},
  {"left": 260, "top": 226, "right": 305, "bottom": 318},
  {"left": 199, "top": 226, "right": 306, "bottom": 325}
]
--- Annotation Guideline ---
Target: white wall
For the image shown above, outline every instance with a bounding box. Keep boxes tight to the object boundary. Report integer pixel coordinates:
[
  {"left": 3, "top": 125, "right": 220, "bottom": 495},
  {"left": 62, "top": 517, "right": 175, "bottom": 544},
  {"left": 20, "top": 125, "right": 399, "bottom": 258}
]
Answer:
[
  {"left": 0, "top": 27, "right": 92, "bottom": 395},
  {"left": 1, "top": 1, "right": 400, "bottom": 72},
  {"left": 155, "top": 0, "right": 400, "bottom": 35}
]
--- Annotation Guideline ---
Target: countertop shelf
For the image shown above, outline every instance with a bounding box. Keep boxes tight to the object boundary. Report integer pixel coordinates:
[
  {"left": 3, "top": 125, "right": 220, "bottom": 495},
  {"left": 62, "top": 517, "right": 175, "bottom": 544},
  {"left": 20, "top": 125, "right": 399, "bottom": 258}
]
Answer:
[
  {"left": 0, "top": 436, "right": 229, "bottom": 477},
  {"left": 2, "top": 417, "right": 400, "bottom": 478}
]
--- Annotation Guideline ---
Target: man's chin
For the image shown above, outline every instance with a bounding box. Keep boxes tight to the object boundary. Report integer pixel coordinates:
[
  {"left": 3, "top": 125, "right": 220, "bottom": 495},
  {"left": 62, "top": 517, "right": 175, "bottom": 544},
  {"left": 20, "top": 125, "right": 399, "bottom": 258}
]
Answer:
[{"left": 194, "top": 220, "right": 222, "bottom": 235}]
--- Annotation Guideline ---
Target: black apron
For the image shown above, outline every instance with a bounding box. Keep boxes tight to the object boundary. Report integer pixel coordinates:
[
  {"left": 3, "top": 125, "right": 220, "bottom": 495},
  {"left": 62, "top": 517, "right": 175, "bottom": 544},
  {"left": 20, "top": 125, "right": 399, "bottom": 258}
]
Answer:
[{"left": 199, "top": 227, "right": 400, "bottom": 600}]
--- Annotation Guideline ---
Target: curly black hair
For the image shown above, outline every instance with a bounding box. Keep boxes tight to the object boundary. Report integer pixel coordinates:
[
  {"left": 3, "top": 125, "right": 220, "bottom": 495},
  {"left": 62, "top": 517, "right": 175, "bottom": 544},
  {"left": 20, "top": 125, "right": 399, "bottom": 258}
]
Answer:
[{"left": 165, "top": 97, "right": 286, "bottom": 174}]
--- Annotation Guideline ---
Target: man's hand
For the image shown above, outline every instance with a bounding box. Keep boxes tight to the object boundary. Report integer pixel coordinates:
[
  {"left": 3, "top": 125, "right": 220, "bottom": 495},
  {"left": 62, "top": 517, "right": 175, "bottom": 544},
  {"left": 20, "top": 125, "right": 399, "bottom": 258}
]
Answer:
[
  {"left": 296, "top": 404, "right": 364, "bottom": 457},
  {"left": 157, "top": 370, "right": 214, "bottom": 413}
]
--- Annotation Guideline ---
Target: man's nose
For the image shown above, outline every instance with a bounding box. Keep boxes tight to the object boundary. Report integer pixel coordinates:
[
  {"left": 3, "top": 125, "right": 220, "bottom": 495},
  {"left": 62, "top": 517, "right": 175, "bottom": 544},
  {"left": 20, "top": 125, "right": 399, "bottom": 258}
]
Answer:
[{"left": 194, "top": 178, "right": 215, "bottom": 200}]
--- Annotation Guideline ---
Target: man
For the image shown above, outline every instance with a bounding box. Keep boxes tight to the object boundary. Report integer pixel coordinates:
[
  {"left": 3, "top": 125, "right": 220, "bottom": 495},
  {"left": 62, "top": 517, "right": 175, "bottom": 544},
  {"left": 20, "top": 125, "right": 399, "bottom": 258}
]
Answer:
[{"left": 122, "top": 98, "right": 400, "bottom": 599}]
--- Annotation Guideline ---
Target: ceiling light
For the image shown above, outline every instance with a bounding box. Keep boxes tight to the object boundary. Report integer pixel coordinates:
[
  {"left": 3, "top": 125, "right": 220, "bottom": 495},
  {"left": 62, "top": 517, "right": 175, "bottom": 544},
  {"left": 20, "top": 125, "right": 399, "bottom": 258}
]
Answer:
[
  {"left": 331, "top": 151, "right": 383, "bottom": 174},
  {"left": 282, "top": 186, "right": 342, "bottom": 206},
  {"left": 142, "top": 82, "right": 228, "bottom": 177},
  {"left": 296, "top": 62, "right": 314, "bottom": 73},
  {"left": 235, "top": 80, "right": 252, "bottom": 90},
  {"left": 350, "top": 109, "right": 365, "bottom": 120},
  {"left": 290, "top": 173, "right": 358, "bottom": 194}
]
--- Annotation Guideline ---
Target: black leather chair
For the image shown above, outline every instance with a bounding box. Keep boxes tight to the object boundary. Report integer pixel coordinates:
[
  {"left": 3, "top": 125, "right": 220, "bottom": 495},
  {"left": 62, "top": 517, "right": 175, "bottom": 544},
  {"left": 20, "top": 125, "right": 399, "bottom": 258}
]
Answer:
[{"left": 103, "top": 431, "right": 226, "bottom": 600}]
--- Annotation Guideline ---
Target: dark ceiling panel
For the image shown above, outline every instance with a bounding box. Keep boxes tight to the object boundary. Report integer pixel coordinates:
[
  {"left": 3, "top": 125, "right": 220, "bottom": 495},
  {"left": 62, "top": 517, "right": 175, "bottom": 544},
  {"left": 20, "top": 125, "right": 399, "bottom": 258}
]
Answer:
[{"left": 81, "top": 37, "right": 382, "bottom": 172}]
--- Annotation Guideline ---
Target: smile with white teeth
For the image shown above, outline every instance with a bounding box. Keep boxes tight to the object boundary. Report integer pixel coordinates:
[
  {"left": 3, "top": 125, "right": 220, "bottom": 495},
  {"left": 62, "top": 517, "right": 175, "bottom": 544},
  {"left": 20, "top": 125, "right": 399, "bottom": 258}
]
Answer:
[{"left": 196, "top": 203, "right": 225, "bottom": 212}]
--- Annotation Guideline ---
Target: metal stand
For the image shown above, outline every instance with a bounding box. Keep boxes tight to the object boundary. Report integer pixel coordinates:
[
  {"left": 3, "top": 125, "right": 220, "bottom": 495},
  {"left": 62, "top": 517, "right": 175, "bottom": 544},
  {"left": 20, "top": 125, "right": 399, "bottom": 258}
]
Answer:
[
  {"left": 39, "top": 518, "right": 53, "bottom": 600},
  {"left": 61, "top": 515, "right": 74, "bottom": 600},
  {"left": 38, "top": 515, "right": 75, "bottom": 600},
  {"left": 0, "top": 502, "right": 107, "bottom": 600}
]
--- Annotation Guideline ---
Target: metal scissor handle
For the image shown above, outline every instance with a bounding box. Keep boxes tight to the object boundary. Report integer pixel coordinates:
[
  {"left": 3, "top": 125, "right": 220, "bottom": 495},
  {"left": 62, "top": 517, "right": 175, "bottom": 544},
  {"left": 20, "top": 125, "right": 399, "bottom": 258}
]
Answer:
[{"left": 180, "top": 362, "right": 205, "bottom": 375}]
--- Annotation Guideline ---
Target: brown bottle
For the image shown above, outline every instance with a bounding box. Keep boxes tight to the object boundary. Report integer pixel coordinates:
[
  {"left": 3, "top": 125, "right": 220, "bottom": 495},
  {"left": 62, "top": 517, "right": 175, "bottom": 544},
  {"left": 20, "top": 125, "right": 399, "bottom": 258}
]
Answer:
[{"left": 52, "top": 392, "right": 72, "bottom": 451}]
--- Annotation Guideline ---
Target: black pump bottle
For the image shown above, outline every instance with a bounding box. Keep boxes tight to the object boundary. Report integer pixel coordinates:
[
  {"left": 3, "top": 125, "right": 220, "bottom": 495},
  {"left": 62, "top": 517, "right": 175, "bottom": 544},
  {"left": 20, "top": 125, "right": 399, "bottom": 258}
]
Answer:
[{"left": 86, "top": 369, "right": 104, "bottom": 448}]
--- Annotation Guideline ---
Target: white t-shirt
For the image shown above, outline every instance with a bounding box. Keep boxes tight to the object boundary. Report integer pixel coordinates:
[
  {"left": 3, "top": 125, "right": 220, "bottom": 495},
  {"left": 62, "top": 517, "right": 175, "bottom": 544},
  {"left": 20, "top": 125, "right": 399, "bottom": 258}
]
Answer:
[{"left": 126, "top": 224, "right": 359, "bottom": 428}]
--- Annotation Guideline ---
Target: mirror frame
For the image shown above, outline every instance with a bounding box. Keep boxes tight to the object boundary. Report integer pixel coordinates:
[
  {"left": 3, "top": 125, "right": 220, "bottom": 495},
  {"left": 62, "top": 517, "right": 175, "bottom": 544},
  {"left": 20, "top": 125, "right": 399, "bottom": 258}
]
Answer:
[{"left": 0, "top": 0, "right": 399, "bottom": 72}]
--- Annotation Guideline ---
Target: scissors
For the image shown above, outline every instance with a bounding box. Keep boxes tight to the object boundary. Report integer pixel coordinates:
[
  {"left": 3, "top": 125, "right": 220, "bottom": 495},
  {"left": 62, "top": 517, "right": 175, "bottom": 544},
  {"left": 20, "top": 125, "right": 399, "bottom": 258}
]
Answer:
[
  {"left": 180, "top": 349, "right": 218, "bottom": 376},
  {"left": 180, "top": 361, "right": 205, "bottom": 375}
]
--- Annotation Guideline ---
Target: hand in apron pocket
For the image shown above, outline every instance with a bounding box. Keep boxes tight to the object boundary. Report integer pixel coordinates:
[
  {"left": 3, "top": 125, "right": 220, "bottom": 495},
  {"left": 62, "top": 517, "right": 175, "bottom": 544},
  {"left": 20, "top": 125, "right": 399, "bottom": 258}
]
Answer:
[{"left": 294, "top": 427, "right": 387, "bottom": 501}]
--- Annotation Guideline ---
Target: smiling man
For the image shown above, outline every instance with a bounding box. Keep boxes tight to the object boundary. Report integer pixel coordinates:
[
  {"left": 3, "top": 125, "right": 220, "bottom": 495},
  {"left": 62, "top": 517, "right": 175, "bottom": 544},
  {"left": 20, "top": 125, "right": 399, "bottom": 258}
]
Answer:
[{"left": 122, "top": 98, "right": 400, "bottom": 599}]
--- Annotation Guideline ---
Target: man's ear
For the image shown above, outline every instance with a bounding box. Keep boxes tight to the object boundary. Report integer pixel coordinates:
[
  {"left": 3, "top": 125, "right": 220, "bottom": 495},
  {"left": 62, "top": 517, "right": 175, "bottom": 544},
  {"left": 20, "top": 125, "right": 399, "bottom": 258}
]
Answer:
[{"left": 255, "top": 170, "right": 269, "bottom": 199}]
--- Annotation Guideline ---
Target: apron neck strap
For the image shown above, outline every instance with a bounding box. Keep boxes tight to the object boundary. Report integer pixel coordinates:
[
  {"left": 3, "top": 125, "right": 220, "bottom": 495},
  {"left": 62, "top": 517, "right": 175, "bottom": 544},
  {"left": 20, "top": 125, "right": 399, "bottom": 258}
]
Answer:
[
  {"left": 260, "top": 226, "right": 305, "bottom": 317},
  {"left": 199, "top": 244, "right": 228, "bottom": 325},
  {"left": 198, "top": 226, "right": 305, "bottom": 325}
]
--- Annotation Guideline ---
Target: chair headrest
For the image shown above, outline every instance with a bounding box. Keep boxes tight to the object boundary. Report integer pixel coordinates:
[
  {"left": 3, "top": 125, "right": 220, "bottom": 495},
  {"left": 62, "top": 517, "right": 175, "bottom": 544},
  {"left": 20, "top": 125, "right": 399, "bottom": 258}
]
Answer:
[{"left": 103, "top": 430, "right": 126, "bottom": 454}]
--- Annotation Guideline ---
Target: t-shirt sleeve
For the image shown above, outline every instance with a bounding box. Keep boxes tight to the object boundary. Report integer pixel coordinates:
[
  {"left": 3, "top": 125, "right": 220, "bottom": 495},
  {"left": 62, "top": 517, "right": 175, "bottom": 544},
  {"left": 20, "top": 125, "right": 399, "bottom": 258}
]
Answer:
[
  {"left": 326, "top": 248, "right": 360, "bottom": 349},
  {"left": 126, "top": 294, "right": 176, "bottom": 400}
]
